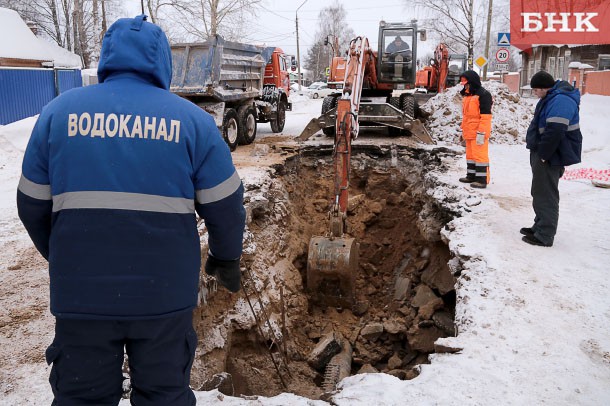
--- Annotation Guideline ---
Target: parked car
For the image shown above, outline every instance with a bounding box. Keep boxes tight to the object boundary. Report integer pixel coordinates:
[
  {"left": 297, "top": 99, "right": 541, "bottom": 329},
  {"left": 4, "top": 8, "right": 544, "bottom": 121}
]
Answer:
[{"left": 303, "top": 82, "right": 334, "bottom": 99}]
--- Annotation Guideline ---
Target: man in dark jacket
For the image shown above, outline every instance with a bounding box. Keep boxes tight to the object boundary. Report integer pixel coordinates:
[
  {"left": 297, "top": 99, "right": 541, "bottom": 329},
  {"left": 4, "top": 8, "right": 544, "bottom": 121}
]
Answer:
[
  {"left": 459, "top": 70, "right": 493, "bottom": 188},
  {"left": 17, "top": 15, "right": 245, "bottom": 405},
  {"left": 522, "top": 71, "right": 582, "bottom": 247}
]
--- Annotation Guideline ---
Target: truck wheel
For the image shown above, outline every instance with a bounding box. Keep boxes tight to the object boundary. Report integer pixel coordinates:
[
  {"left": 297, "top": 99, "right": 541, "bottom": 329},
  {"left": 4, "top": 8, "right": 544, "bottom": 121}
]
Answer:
[
  {"left": 321, "top": 95, "right": 337, "bottom": 137},
  {"left": 270, "top": 101, "right": 286, "bottom": 133},
  {"left": 222, "top": 109, "right": 239, "bottom": 151},
  {"left": 237, "top": 105, "right": 257, "bottom": 145}
]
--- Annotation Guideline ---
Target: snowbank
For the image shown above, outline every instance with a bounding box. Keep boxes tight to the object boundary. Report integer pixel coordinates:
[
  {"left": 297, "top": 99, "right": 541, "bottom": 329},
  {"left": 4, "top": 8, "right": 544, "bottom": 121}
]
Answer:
[{"left": 422, "top": 81, "right": 533, "bottom": 145}]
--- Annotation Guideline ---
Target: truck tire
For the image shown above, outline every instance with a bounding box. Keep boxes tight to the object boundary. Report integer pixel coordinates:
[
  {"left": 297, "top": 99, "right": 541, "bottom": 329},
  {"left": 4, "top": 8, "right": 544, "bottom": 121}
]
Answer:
[
  {"left": 222, "top": 108, "right": 239, "bottom": 151},
  {"left": 237, "top": 105, "right": 257, "bottom": 145},
  {"left": 321, "top": 95, "right": 338, "bottom": 137},
  {"left": 270, "top": 100, "right": 286, "bottom": 133}
]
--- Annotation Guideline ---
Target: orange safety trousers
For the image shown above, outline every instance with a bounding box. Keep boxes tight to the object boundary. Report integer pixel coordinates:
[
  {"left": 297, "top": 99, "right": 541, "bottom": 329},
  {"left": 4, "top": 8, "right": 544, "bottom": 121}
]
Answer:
[
  {"left": 462, "top": 92, "right": 492, "bottom": 184},
  {"left": 465, "top": 139, "right": 490, "bottom": 184}
]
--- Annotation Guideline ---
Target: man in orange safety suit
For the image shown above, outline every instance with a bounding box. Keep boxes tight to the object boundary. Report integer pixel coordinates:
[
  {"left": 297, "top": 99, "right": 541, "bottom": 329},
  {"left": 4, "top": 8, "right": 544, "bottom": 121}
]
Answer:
[{"left": 458, "top": 70, "right": 493, "bottom": 188}]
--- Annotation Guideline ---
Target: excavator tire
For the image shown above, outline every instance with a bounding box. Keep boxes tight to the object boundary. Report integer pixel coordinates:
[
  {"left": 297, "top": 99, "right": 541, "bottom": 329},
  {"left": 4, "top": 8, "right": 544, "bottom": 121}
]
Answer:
[
  {"left": 321, "top": 95, "right": 338, "bottom": 137},
  {"left": 387, "top": 97, "right": 402, "bottom": 137},
  {"left": 400, "top": 93, "right": 417, "bottom": 119}
]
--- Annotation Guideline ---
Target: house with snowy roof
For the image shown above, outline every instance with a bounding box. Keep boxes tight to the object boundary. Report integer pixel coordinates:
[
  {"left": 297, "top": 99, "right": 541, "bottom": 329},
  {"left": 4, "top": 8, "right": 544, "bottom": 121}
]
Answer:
[{"left": 0, "top": 7, "right": 83, "bottom": 124}]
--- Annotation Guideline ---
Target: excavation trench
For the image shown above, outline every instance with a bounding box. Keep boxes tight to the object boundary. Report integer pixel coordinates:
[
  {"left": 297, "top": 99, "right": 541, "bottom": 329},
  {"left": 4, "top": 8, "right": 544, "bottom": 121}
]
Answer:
[{"left": 192, "top": 143, "right": 458, "bottom": 400}]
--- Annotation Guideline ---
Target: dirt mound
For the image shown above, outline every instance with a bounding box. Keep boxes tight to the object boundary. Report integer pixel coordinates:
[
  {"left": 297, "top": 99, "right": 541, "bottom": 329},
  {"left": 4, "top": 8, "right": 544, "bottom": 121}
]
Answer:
[{"left": 421, "top": 81, "right": 534, "bottom": 145}]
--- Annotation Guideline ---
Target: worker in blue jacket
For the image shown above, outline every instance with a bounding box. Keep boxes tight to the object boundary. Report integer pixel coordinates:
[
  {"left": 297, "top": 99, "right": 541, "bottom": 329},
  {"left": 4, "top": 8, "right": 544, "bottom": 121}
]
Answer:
[
  {"left": 521, "top": 71, "right": 582, "bottom": 247},
  {"left": 17, "top": 15, "right": 245, "bottom": 405}
]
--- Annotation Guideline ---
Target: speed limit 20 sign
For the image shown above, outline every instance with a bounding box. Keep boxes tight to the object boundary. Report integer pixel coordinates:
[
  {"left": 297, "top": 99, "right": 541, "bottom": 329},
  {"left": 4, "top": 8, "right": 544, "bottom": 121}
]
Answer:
[{"left": 496, "top": 48, "right": 510, "bottom": 63}]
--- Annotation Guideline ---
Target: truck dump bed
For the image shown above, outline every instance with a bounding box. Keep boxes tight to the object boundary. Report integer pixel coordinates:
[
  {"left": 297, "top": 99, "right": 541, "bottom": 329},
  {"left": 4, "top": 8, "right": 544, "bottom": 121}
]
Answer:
[{"left": 170, "top": 36, "right": 266, "bottom": 102}]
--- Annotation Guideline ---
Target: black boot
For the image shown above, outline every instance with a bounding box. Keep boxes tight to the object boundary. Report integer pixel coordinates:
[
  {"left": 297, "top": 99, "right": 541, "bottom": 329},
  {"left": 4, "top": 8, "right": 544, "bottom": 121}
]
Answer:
[
  {"left": 471, "top": 174, "right": 487, "bottom": 189},
  {"left": 459, "top": 176, "right": 475, "bottom": 183},
  {"left": 520, "top": 227, "right": 535, "bottom": 236}
]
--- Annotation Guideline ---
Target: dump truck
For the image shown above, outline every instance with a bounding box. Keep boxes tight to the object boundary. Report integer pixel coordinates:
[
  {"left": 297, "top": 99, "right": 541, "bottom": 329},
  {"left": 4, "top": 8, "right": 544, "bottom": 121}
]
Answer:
[
  {"left": 298, "top": 20, "right": 433, "bottom": 143},
  {"left": 170, "top": 36, "right": 292, "bottom": 150}
]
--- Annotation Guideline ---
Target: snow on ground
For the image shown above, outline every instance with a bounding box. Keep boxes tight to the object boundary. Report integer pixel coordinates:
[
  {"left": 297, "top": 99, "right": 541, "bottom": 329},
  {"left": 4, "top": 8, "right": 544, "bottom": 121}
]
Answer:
[{"left": 0, "top": 91, "right": 609, "bottom": 405}]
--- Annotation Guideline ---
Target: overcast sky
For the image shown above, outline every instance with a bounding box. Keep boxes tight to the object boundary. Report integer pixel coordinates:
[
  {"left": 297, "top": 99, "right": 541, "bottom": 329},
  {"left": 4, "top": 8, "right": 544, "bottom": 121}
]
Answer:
[
  {"left": 124, "top": 0, "right": 429, "bottom": 58},
  {"left": 243, "top": 0, "right": 424, "bottom": 56}
]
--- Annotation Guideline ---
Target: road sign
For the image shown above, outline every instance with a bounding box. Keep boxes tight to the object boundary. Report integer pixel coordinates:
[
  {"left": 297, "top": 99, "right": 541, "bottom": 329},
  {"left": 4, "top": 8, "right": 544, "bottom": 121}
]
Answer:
[
  {"left": 496, "top": 48, "right": 510, "bottom": 63},
  {"left": 497, "top": 32, "right": 510, "bottom": 46},
  {"left": 496, "top": 63, "right": 509, "bottom": 71},
  {"left": 474, "top": 55, "right": 488, "bottom": 68}
]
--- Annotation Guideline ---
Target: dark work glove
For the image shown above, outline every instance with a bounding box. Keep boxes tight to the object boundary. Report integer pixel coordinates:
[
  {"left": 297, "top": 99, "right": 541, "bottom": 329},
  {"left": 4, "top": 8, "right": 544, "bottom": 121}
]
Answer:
[{"left": 205, "top": 254, "right": 241, "bottom": 293}]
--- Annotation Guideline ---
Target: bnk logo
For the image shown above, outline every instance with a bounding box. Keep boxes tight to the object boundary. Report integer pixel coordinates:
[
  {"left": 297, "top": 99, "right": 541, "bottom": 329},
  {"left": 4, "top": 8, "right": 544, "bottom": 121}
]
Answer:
[{"left": 510, "top": 0, "right": 610, "bottom": 50}]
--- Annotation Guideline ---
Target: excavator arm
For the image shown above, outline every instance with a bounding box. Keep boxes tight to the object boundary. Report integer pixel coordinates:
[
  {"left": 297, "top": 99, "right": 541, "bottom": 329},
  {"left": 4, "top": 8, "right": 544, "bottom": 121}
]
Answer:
[
  {"left": 305, "top": 37, "right": 372, "bottom": 309},
  {"left": 435, "top": 43, "right": 450, "bottom": 93},
  {"left": 331, "top": 36, "right": 371, "bottom": 226}
]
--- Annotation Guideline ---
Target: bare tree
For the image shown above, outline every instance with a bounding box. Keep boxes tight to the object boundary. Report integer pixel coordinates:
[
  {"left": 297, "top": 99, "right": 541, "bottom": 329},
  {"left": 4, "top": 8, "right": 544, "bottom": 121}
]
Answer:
[
  {"left": 412, "top": 0, "right": 476, "bottom": 69},
  {"left": 162, "top": 0, "right": 262, "bottom": 42},
  {"left": 304, "top": 1, "right": 355, "bottom": 81}
]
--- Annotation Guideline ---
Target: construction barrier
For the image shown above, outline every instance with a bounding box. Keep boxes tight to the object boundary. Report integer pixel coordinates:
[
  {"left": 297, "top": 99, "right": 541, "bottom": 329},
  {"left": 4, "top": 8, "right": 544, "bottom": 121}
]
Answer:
[{"left": 561, "top": 168, "right": 610, "bottom": 187}]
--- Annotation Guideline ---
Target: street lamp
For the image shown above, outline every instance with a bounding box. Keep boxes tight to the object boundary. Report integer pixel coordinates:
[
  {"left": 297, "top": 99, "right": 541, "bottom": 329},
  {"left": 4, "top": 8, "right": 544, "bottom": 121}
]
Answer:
[{"left": 296, "top": 0, "right": 308, "bottom": 91}]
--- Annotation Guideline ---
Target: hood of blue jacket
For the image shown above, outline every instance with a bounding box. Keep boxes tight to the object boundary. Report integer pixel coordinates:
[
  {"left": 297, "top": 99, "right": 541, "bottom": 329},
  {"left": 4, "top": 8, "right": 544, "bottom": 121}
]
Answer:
[
  {"left": 97, "top": 15, "right": 172, "bottom": 90},
  {"left": 547, "top": 80, "right": 580, "bottom": 106}
]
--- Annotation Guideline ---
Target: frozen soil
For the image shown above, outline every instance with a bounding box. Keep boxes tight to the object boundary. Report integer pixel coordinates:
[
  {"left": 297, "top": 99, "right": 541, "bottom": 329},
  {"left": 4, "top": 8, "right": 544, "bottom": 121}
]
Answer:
[{"left": 191, "top": 141, "right": 462, "bottom": 399}]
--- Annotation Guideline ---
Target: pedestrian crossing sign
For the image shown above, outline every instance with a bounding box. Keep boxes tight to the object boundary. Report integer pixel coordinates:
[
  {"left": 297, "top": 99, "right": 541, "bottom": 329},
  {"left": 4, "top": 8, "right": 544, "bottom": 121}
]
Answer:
[{"left": 497, "top": 33, "right": 511, "bottom": 46}]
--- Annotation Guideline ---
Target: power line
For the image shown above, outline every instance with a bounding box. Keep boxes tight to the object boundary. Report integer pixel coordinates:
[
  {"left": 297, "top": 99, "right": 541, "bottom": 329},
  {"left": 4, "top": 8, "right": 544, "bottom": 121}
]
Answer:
[{"left": 259, "top": 5, "right": 294, "bottom": 21}]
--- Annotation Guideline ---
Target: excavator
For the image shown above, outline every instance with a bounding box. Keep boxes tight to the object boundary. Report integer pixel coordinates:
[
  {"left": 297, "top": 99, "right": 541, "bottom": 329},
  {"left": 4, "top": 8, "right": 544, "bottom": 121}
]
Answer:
[
  {"left": 304, "top": 21, "right": 433, "bottom": 309},
  {"left": 415, "top": 43, "right": 467, "bottom": 93},
  {"left": 298, "top": 20, "right": 433, "bottom": 144}
]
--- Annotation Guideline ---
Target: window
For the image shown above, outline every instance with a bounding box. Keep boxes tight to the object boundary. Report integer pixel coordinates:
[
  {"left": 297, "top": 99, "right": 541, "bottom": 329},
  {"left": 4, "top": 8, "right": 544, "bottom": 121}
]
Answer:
[
  {"left": 557, "top": 57, "right": 564, "bottom": 79},
  {"left": 599, "top": 54, "right": 610, "bottom": 70},
  {"left": 548, "top": 57, "right": 556, "bottom": 78}
]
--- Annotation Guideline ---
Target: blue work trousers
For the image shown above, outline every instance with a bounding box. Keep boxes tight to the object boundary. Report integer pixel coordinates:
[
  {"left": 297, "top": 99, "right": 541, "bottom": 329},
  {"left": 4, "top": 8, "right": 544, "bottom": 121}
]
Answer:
[{"left": 45, "top": 311, "right": 197, "bottom": 406}]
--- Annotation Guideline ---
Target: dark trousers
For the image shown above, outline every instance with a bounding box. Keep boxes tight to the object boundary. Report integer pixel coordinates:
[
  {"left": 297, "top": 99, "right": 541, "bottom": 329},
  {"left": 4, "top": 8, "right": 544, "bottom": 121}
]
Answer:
[
  {"left": 46, "top": 311, "right": 197, "bottom": 406},
  {"left": 530, "top": 151, "right": 565, "bottom": 245}
]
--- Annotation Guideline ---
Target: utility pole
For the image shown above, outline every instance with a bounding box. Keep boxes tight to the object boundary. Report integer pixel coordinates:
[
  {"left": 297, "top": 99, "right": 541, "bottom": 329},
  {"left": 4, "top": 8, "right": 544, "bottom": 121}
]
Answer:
[
  {"left": 296, "top": 0, "right": 308, "bottom": 91},
  {"left": 483, "top": 0, "right": 493, "bottom": 80}
]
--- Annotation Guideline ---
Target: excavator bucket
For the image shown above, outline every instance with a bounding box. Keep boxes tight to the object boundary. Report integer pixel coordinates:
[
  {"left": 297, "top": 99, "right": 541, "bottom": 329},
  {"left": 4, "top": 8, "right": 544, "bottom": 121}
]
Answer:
[
  {"left": 306, "top": 236, "right": 358, "bottom": 309},
  {"left": 297, "top": 117, "right": 324, "bottom": 141},
  {"left": 409, "top": 119, "right": 435, "bottom": 144}
]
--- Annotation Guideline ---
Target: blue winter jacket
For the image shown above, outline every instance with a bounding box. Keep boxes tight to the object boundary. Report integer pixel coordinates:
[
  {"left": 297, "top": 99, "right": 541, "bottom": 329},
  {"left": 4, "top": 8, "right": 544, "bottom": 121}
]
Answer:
[
  {"left": 17, "top": 15, "right": 246, "bottom": 320},
  {"left": 526, "top": 80, "right": 582, "bottom": 166}
]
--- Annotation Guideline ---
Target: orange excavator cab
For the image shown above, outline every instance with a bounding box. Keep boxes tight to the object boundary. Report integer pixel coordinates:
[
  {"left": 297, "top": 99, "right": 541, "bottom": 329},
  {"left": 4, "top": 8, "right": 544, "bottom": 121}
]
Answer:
[{"left": 415, "top": 43, "right": 467, "bottom": 93}]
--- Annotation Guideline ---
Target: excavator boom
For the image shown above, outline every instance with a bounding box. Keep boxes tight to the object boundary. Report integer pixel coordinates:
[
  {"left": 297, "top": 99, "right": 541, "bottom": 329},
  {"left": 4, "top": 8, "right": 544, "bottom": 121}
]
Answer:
[
  {"left": 306, "top": 37, "right": 371, "bottom": 308},
  {"left": 305, "top": 22, "right": 435, "bottom": 309}
]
